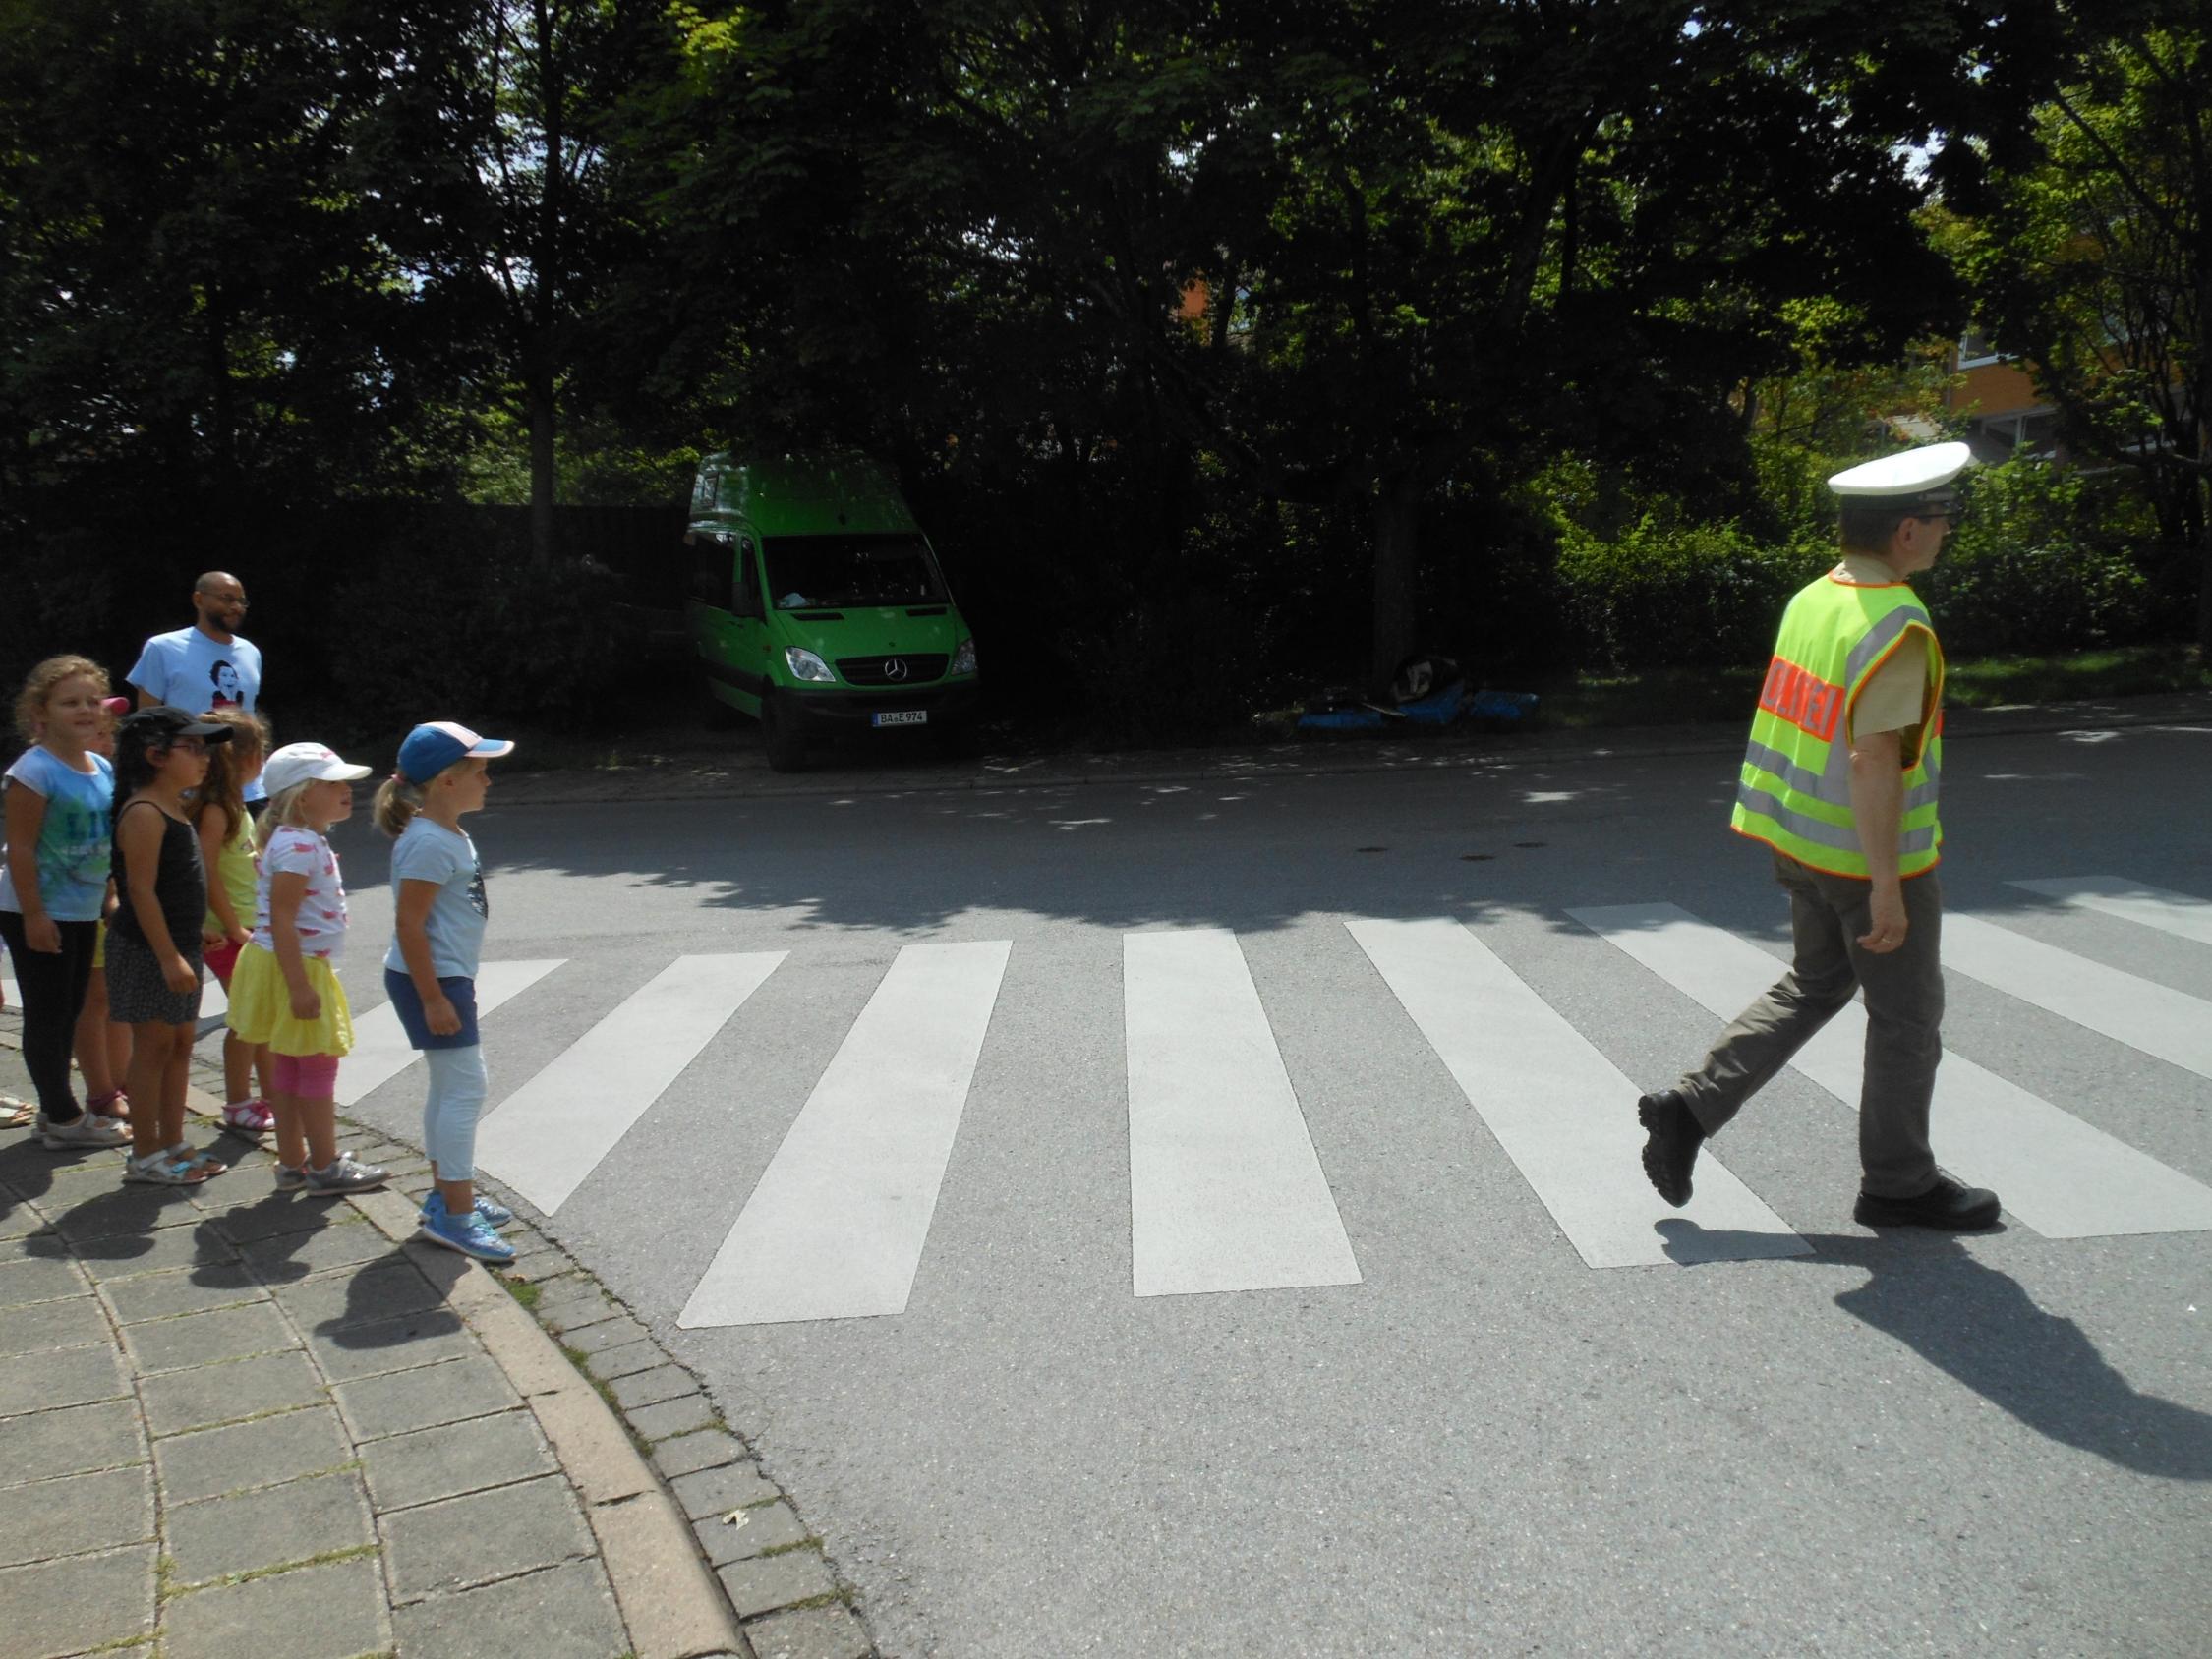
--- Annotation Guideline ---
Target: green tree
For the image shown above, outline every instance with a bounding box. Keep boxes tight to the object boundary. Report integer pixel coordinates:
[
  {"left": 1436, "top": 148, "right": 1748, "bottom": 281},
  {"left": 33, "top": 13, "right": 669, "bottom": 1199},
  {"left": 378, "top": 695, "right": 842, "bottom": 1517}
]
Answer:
[
  {"left": 640, "top": 1, "right": 2061, "bottom": 686},
  {"left": 1210, "top": 0, "right": 2062, "bottom": 680},
  {"left": 0, "top": 0, "right": 471, "bottom": 508},
  {"left": 387, "top": 0, "right": 665, "bottom": 561},
  {"left": 1958, "top": 7, "right": 2212, "bottom": 649}
]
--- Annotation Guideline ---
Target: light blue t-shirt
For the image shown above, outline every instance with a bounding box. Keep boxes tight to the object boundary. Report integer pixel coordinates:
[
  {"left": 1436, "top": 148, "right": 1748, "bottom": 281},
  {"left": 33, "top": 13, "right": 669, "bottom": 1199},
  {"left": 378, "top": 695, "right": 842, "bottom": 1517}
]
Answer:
[
  {"left": 128, "top": 625, "right": 266, "bottom": 801},
  {"left": 382, "top": 819, "right": 487, "bottom": 981},
  {"left": 0, "top": 748, "right": 115, "bottom": 923}
]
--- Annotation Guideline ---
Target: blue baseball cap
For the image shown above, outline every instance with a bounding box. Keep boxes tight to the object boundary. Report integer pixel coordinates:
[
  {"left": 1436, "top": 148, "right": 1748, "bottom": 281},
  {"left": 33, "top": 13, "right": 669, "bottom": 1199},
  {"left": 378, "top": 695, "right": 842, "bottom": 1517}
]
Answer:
[{"left": 396, "top": 721, "right": 515, "bottom": 785}]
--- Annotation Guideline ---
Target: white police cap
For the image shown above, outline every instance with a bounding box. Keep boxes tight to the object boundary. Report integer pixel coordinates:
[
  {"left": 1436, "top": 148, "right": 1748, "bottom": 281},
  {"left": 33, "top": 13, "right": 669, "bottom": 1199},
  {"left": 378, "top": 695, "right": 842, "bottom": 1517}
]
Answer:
[{"left": 1828, "top": 441, "right": 1972, "bottom": 501}]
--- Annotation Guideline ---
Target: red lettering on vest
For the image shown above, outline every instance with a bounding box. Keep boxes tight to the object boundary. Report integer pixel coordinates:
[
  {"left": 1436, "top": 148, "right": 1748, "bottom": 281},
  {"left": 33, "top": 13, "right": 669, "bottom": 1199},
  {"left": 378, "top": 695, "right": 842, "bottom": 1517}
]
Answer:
[{"left": 1757, "top": 654, "right": 1844, "bottom": 742}]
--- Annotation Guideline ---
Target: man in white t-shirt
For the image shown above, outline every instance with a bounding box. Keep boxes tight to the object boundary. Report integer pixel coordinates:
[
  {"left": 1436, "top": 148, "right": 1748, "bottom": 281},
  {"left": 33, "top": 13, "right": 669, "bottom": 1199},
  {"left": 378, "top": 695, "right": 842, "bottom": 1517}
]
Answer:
[{"left": 129, "top": 571, "right": 265, "bottom": 805}]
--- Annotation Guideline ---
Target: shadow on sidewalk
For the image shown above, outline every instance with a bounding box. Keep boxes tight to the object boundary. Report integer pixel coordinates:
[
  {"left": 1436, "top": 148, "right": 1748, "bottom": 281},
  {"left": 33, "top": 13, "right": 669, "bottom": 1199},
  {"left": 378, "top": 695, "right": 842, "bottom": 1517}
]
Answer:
[{"left": 1656, "top": 1218, "right": 2212, "bottom": 1481}]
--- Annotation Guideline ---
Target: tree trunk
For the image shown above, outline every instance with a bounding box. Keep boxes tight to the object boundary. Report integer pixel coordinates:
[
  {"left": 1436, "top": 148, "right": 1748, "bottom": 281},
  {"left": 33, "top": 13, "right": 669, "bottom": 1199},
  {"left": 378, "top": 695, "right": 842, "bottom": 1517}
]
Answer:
[
  {"left": 1370, "top": 473, "right": 1421, "bottom": 688},
  {"left": 2197, "top": 533, "right": 2211, "bottom": 656},
  {"left": 527, "top": 365, "right": 557, "bottom": 571},
  {"left": 528, "top": 0, "right": 563, "bottom": 572}
]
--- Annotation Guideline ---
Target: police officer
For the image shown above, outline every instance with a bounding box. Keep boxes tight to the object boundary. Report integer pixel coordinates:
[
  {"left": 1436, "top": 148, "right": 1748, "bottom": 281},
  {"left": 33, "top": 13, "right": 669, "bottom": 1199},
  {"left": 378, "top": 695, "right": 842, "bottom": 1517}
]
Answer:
[{"left": 1637, "top": 441, "right": 2001, "bottom": 1230}]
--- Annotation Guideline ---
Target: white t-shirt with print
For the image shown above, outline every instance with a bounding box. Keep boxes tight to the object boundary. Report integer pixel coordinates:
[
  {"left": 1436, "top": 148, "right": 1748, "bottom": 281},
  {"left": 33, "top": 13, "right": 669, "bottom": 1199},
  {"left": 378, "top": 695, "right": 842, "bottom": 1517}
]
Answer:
[{"left": 252, "top": 826, "right": 348, "bottom": 960}]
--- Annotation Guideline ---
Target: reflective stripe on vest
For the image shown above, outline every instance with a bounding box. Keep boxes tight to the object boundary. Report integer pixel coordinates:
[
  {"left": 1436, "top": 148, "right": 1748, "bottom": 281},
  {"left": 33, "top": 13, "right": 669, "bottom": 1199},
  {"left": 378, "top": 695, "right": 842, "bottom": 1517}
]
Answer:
[{"left": 1728, "top": 574, "right": 1944, "bottom": 879}]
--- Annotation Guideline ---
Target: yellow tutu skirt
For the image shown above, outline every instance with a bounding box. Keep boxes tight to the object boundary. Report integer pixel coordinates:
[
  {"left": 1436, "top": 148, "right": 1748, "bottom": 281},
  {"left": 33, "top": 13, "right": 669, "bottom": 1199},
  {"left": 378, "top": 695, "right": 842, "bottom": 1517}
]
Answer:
[{"left": 225, "top": 944, "right": 354, "bottom": 1058}]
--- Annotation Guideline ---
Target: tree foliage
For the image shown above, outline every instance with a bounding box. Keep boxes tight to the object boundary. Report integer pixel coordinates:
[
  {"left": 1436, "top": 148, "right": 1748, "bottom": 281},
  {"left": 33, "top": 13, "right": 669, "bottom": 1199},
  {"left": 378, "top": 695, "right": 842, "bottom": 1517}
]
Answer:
[
  {"left": 1955, "top": 4, "right": 2212, "bottom": 648},
  {"left": 11, "top": 1, "right": 2197, "bottom": 738}
]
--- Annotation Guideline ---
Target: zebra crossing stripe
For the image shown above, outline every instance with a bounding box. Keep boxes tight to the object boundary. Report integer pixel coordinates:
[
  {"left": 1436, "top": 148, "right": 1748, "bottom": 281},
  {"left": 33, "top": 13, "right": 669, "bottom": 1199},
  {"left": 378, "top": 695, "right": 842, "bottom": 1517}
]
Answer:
[
  {"left": 678, "top": 941, "right": 1011, "bottom": 1328},
  {"left": 2008, "top": 876, "right": 2212, "bottom": 949},
  {"left": 477, "top": 952, "right": 786, "bottom": 1215},
  {"left": 1347, "top": 918, "right": 1808, "bottom": 1268},
  {"left": 1572, "top": 904, "right": 2212, "bottom": 1238},
  {"left": 334, "top": 959, "right": 566, "bottom": 1108},
  {"left": 1944, "top": 914, "right": 2212, "bottom": 1083},
  {"left": 1124, "top": 929, "right": 1362, "bottom": 1299}
]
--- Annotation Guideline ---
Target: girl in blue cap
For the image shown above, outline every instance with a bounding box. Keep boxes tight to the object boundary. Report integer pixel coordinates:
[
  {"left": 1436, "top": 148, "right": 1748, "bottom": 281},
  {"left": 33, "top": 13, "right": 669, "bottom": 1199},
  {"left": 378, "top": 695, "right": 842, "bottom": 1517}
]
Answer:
[{"left": 375, "top": 721, "right": 516, "bottom": 1261}]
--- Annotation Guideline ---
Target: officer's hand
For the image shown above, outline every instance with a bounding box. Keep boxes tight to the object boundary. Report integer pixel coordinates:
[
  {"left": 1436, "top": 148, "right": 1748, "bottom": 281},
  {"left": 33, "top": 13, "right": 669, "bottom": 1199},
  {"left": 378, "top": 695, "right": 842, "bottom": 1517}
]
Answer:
[{"left": 1859, "top": 885, "right": 1909, "bottom": 954}]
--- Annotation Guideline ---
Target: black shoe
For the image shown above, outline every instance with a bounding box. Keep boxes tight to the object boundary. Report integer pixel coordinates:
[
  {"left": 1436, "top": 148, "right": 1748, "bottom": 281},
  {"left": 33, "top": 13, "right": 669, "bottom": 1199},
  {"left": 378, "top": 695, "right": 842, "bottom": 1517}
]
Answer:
[
  {"left": 1637, "top": 1089, "right": 1705, "bottom": 1208},
  {"left": 1853, "top": 1174, "right": 2002, "bottom": 1231}
]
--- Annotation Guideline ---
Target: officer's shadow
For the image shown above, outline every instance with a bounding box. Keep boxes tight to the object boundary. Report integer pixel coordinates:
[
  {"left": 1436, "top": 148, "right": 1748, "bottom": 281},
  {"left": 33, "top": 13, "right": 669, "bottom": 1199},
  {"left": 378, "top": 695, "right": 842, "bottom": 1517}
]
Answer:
[{"left": 1657, "top": 1218, "right": 2212, "bottom": 1481}]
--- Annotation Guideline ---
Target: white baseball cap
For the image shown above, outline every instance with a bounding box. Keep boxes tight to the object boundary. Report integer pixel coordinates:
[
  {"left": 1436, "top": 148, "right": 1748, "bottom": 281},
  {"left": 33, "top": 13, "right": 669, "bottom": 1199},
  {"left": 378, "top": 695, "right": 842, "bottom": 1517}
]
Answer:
[{"left": 262, "top": 742, "right": 373, "bottom": 797}]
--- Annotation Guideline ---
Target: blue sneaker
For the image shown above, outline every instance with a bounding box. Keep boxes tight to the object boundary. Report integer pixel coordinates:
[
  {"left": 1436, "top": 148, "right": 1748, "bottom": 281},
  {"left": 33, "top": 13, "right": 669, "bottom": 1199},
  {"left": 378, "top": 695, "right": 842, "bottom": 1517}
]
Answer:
[
  {"left": 421, "top": 1189, "right": 513, "bottom": 1229},
  {"left": 416, "top": 1198, "right": 515, "bottom": 1263}
]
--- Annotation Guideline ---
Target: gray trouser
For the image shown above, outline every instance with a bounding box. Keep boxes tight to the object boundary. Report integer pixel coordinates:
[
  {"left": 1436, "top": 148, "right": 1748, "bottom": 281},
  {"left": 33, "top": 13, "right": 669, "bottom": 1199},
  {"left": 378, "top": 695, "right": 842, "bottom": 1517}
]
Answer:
[{"left": 1675, "top": 852, "right": 1944, "bottom": 1199}]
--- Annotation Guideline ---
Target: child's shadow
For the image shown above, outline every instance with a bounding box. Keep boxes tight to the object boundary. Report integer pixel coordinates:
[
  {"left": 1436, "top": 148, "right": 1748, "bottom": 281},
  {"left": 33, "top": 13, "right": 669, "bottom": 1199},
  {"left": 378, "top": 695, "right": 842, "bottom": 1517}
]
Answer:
[{"left": 1658, "top": 1218, "right": 2212, "bottom": 1480}]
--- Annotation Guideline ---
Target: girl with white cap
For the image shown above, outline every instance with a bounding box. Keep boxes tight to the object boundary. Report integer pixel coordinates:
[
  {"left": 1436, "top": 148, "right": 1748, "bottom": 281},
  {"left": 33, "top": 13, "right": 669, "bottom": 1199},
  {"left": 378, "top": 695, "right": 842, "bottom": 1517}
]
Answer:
[{"left": 223, "top": 741, "right": 388, "bottom": 1194}]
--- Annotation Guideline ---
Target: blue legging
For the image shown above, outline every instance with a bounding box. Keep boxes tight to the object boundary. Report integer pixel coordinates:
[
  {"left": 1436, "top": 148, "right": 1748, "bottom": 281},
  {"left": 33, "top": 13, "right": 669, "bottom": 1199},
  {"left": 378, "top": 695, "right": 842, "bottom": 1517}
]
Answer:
[{"left": 423, "top": 1045, "right": 489, "bottom": 1181}]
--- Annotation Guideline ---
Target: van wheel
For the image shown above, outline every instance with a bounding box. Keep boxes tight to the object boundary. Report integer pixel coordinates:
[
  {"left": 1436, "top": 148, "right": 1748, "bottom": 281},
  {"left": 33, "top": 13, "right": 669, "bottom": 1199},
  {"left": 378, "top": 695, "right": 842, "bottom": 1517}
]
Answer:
[{"left": 760, "top": 697, "right": 809, "bottom": 772}]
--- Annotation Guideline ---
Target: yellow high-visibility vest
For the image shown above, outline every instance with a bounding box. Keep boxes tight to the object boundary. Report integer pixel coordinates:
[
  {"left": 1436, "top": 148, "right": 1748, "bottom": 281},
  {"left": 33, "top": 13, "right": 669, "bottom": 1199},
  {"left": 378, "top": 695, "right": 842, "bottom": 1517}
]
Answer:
[{"left": 1729, "top": 571, "right": 1944, "bottom": 879}]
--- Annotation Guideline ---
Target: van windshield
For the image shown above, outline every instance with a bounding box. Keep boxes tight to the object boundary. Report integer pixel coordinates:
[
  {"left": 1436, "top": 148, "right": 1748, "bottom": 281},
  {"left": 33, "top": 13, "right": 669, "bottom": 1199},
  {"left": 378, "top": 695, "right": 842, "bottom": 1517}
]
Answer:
[{"left": 764, "top": 534, "right": 945, "bottom": 609}]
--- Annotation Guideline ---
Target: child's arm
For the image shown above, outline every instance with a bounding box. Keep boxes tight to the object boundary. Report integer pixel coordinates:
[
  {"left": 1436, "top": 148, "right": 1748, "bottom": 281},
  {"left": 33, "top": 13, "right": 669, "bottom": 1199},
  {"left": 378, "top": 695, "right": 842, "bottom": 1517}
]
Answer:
[
  {"left": 392, "top": 879, "right": 462, "bottom": 1036},
  {"left": 266, "top": 870, "right": 320, "bottom": 1021},
  {"left": 1, "top": 784, "right": 56, "bottom": 952},
  {"left": 196, "top": 806, "right": 246, "bottom": 948},
  {"left": 118, "top": 805, "right": 198, "bottom": 995}
]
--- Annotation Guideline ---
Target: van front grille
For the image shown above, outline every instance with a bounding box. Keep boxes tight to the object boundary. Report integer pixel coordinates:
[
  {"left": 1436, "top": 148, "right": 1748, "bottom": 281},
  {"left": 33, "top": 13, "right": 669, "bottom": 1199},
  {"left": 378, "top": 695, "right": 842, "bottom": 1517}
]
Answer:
[{"left": 837, "top": 654, "right": 948, "bottom": 685}]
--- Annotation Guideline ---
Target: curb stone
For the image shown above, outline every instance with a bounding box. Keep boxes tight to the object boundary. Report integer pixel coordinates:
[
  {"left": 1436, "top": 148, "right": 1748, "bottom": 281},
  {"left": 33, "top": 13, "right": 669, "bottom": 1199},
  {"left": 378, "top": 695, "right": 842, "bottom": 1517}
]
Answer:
[{"left": 316, "top": 1106, "right": 879, "bottom": 1659}]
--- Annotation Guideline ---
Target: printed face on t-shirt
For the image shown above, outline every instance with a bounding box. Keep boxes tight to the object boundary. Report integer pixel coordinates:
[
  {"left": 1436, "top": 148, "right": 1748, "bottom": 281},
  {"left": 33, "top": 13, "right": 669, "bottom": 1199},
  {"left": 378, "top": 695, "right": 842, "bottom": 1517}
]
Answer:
[{"left": 209, "top": 661, "right": 244, "bottom": 705}]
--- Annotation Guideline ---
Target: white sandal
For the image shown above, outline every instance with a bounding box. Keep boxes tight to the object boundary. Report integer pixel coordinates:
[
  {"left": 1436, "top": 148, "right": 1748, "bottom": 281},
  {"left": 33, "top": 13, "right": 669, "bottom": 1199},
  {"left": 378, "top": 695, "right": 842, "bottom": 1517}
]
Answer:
[{"left": 122, "top": 1151, "right": 206, "bottom": 1185}]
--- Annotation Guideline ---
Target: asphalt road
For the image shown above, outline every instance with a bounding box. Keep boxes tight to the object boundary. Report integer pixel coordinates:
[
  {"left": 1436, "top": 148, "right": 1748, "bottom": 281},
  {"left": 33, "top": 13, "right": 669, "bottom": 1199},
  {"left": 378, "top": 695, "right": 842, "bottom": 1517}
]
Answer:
[{"left": 315, "top": 720, "right": 2212, "bottom": 1658}]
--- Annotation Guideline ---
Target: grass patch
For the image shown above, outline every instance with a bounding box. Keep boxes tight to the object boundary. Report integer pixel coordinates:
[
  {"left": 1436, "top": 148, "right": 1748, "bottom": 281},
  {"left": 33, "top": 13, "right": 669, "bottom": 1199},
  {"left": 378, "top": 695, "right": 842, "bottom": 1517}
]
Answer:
[
  {"left": 1943, "top": 642, "right": 2206, "bottom": 706},
  {"left": 1533, "top": 665, "right": 1764, "bottom": 730},
  {"left": 504, "top": 1278, "right": 543, "bottom": 1311},
  {"left": 1537, "top": 644, "right": 2204, "bottom": 728},
  {"left": 164, "top": 1542, "right": 381, "bottom": 1599},
  {"left": 760, "top": 1536, "right": 825, "bottom": 1559}
]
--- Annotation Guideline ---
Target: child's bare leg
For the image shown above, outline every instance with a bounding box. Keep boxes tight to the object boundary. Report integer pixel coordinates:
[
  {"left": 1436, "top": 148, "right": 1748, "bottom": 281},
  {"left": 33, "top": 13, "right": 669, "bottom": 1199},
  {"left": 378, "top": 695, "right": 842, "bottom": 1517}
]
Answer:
[
  {"left": 124, "top": 1023, "right": 172, "bottom": 1162},
  {"left": 75, "top": 977, "right": 122, "bottom": 1110},
  {"left": 158, "top": 1025, "right": 193, "bottom": 1153},
  {"left": 270, "top": 1088, "right": 307, "bottom": 1172},
  {"left": 222, "top": 1031, "right": 255, "bottom": 1104},
  {"left": 299, "top": 1096, "right": 340, "bottom": 1171},
  {"left": 436, "top": 1176, "right": 476, "bottom": 1216}
]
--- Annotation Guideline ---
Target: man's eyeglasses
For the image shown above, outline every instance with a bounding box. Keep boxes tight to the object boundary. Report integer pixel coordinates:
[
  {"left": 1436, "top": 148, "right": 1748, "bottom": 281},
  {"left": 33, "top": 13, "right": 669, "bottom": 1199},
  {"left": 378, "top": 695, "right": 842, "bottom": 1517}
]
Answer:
[{"left": 197, "top": 593, "right": 249, "bottom": 609}]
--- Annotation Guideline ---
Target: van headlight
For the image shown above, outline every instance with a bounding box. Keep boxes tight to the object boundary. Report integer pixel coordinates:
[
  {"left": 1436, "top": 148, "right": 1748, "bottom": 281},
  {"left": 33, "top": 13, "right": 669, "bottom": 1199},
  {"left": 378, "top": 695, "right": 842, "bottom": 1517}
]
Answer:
[
  {"left": 785, "top": 647, "right": 838, "bottom": 683},
  {"left": 950, "top": 638, "right": 978, "bottom": 677}
]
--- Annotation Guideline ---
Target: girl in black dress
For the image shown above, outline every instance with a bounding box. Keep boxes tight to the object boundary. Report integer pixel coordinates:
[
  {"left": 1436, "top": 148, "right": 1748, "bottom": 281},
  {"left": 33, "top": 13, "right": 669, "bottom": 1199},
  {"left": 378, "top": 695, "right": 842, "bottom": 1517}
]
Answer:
[{"left": 108, "top": 706, "right": 233, "bottom": 1184}]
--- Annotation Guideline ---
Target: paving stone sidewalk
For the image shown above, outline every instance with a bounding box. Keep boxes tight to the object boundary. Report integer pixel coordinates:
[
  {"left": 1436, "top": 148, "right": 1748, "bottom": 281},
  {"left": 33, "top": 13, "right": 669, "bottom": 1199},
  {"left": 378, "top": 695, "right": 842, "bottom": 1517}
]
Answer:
[{"left": 0, "top": 1038, "right": 875, "bottom": 1659}]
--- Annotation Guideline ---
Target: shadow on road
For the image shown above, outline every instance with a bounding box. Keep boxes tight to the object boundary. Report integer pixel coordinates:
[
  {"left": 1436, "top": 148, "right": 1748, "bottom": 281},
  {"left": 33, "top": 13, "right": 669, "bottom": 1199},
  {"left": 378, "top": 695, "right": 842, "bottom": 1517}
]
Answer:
[{"left": 1658, "top": 1218, "right": 2212, "bottom": 1480}]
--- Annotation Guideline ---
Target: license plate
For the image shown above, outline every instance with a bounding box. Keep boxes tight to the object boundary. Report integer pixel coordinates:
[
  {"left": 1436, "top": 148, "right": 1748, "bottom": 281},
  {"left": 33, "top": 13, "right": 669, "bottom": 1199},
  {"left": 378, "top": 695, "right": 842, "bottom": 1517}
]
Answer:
[{"left": 872, "top": 710, "right": 928, "bottom": 727}]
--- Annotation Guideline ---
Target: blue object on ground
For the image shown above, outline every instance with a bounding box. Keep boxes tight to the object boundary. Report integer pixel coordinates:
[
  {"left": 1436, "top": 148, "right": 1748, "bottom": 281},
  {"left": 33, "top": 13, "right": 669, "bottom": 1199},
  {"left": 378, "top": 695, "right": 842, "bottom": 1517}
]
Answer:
[
  {"left": 1467, "top": 690, "right": 1540, "bottom": 727},
  {"left": 1395, "top": 681, "right": 1467, "bottom": 726},
  {"left": 1297, "top": 707, "right": 1388, "bottom": 732}
]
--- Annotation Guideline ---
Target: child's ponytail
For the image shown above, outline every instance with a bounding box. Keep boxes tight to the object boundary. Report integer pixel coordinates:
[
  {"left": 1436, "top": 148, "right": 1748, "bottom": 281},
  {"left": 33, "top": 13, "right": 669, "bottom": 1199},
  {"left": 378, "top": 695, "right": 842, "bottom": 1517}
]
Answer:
[
  {"left": 110, "top": 722, "right": 162, "bottom": 822},
  {"left": 374, "top": 773, "right": 425, "bottom": 838}
]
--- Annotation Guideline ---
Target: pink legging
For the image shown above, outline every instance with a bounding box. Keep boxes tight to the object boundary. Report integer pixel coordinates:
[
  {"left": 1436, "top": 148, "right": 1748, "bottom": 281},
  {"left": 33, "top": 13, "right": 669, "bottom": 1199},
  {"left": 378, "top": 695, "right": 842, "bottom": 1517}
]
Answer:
[{"left": 269, "top": 1053, "right": 341, "bottom": 1097}]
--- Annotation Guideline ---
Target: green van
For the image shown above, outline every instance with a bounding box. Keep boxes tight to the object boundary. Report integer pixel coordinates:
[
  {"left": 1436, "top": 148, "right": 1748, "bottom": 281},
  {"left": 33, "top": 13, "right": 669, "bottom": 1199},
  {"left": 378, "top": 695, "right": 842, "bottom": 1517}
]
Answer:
[{"left": 682, "top": 453, "right": 980, "bottom": 772}]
